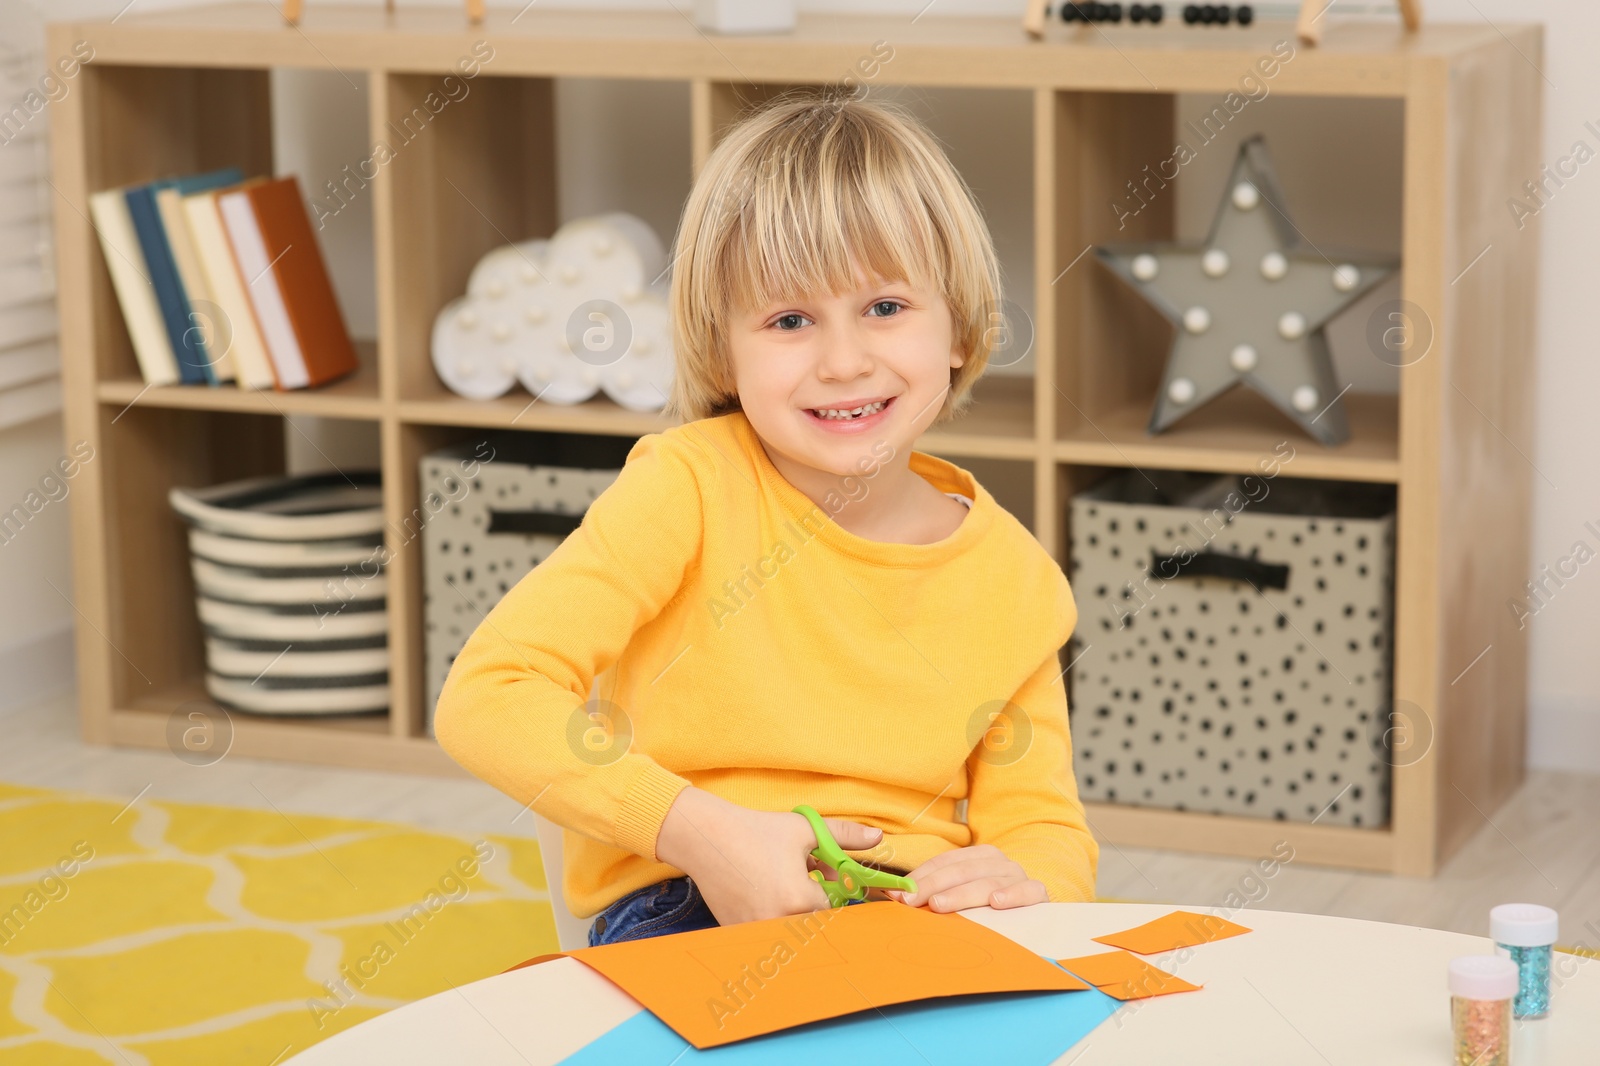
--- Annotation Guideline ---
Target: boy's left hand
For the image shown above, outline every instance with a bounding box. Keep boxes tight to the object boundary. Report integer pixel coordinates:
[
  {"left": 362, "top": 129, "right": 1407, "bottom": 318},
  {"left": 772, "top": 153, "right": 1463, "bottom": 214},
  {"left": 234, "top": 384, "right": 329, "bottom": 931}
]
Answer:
[{"left": 886, "top": 844, "right": 1047, "bottom": 912}]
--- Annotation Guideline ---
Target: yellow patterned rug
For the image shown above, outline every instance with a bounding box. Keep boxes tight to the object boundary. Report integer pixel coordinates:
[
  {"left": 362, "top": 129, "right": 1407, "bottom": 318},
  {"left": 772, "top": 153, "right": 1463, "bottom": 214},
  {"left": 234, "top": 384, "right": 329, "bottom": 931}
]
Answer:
[{"left": 0, "top": 782, "right": 559, "bottom": 1065}]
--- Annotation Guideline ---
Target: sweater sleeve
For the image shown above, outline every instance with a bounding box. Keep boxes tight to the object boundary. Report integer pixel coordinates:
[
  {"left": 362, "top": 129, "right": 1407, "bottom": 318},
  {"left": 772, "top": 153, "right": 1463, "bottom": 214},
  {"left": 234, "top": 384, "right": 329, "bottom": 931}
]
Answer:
[
  {"left": 964, "top": 641, "right": 1100, "bottom": 904},
  {"left": 432, "top": 431, "right": 703, "bottom": 861}
]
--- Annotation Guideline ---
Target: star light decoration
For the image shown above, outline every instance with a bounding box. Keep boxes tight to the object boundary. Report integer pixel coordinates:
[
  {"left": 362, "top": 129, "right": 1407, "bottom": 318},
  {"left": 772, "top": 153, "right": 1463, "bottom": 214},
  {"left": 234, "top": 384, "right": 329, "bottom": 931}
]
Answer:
[{"left": 1095, "top": 136, "right": 1398, "bottom": 446}]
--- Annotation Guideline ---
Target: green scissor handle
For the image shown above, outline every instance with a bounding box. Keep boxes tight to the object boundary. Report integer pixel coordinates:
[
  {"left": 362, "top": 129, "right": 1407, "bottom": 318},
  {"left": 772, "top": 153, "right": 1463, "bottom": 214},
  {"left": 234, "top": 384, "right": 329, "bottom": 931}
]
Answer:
[{"left": 793, "top": 804, "right": 917, "bottom": 908}]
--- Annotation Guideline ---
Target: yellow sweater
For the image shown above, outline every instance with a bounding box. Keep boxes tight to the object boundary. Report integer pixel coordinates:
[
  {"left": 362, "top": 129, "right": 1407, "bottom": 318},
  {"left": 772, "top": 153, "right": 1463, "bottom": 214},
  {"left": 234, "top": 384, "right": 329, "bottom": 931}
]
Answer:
[{"left": 434, "top": 410, "right": 1098, "bottom": 918}]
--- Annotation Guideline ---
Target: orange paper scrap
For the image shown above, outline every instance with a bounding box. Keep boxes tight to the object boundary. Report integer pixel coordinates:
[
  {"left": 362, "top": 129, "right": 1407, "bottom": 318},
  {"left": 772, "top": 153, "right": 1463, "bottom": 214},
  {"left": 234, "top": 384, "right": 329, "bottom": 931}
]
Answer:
[
  {"left": 1091, "top": 910, "right": 1252, "bottom": 955},
  {"left": 1057, "top": 950, "right": 1202, "bottom": 1001},
  {"left": 514, "top": 900, "right": 1092, "bottom": 1049}
]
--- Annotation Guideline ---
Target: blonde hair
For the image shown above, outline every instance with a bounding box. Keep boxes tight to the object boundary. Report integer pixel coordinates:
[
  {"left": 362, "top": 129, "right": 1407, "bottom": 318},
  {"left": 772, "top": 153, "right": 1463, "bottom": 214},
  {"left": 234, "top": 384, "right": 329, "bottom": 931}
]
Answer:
[{"left": 666, "top": 89, "right": 1004, "bottom": 425}]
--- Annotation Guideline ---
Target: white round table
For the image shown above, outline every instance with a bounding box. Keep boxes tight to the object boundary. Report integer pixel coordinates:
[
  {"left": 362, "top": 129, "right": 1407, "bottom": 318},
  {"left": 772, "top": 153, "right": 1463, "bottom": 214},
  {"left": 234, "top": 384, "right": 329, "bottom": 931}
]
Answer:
[{"left": 288, "top": 903, "right": 1600, "bottom": 1064}]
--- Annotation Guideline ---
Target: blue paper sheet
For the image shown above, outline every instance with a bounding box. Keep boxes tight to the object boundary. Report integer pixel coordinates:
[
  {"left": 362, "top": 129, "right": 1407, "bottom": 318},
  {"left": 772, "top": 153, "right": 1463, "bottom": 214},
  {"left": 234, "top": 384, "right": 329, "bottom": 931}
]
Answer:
[{"left": 557, "top": 959, "right": 1121, "bottom": 1065}]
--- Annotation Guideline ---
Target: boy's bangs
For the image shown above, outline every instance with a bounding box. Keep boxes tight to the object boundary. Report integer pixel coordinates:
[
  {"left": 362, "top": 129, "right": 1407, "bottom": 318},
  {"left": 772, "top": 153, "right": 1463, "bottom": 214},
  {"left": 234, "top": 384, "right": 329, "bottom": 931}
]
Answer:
[{"left": 716, "top": 125, "right": 942, "bottom": 322}]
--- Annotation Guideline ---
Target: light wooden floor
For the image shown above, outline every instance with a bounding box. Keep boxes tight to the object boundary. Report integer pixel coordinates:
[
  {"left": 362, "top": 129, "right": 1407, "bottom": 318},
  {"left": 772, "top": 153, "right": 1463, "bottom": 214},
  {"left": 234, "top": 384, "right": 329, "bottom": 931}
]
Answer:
[{"left": 6, "top": 686, "right": 1598, "bottom": 946}]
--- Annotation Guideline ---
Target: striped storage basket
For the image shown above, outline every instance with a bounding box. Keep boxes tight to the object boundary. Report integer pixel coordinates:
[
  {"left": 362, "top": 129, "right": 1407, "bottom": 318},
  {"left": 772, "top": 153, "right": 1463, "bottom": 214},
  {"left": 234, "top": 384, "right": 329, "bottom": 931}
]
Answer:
[{"left": 168, "top": 471, "right": 389, "bottom": 716}]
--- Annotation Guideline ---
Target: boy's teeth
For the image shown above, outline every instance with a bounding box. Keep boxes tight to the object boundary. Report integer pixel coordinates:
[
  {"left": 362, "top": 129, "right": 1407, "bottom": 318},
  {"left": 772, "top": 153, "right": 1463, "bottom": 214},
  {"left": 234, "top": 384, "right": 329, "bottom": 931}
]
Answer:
[{"left": 813, "top": 400, "right": 887, "bottom": 420}]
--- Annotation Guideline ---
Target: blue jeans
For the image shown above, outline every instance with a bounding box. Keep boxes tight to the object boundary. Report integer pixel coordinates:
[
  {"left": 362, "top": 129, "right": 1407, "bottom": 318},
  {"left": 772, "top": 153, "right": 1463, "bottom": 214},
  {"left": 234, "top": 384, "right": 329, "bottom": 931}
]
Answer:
[
  {"left": 587, "top": 876, "right": 719, "bottom": 947},
  {"left": 587, "top": 876, "right": 865, "bottom": 947}
]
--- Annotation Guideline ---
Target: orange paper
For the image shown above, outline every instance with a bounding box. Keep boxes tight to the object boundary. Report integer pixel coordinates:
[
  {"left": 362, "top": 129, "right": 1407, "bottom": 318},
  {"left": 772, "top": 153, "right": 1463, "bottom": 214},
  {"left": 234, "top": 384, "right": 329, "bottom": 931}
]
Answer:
[
  {"left": 1091, "top": 910, "right": 1251, "bottom": 955},
  {"left": 1057, "top": 950, "right": 1202, "bottom": 1001},
  {"left": 513, "top": 900, "right": 1092, "bottom": 1049}
]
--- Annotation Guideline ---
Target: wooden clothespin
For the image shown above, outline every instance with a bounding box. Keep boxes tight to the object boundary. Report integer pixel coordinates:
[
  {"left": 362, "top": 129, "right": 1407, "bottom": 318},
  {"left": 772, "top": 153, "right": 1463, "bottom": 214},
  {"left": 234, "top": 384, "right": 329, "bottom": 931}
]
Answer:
[
  {"left": 282, "top": 0, "right": 486, "bottom": 26},
  {"left": 1297, "top": 0, "right": 1422, "bottom": 47}
]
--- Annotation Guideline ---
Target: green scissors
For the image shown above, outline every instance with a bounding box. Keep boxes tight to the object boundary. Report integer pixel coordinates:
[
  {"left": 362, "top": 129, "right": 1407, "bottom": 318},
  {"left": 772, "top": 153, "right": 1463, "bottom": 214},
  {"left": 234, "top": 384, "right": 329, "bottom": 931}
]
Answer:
[{"left": 793, "top": 804, "right": 917, "bottom": 908}]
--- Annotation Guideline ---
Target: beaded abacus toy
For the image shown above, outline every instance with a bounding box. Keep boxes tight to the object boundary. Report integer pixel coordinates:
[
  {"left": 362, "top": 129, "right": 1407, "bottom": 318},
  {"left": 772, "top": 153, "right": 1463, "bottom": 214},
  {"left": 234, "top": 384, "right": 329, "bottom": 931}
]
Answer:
[
  {"left": 1024, "top": 0, "right": 1424, "bottom": 43},
  {"left": 1052, "top": 3, "right": 1257, "bottom": 25}
]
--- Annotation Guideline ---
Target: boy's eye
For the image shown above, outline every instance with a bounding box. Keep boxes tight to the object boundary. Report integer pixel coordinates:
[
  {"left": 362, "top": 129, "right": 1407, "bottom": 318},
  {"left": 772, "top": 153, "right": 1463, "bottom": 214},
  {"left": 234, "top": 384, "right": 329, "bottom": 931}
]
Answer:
[{"left": 770, "top": 301, "right": 902, "bottom": 331}]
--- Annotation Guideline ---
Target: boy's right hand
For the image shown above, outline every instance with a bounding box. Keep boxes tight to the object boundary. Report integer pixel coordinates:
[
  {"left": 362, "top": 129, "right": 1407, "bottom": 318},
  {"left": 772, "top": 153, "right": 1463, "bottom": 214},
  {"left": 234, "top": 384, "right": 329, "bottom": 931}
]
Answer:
[{"left": 654, "top": 786, "right": 885, "bottom": 926}]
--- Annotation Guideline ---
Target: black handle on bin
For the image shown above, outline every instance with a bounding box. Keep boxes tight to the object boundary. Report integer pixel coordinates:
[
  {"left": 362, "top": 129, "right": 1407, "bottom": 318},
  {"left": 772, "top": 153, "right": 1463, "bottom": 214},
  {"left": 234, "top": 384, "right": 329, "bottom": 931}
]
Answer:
[
  {"left": 486, "top": 509, "right": 584, "bottom": 537},
  {"left": 1150, "top": 548, "right": 1290, "bottom": 590}
]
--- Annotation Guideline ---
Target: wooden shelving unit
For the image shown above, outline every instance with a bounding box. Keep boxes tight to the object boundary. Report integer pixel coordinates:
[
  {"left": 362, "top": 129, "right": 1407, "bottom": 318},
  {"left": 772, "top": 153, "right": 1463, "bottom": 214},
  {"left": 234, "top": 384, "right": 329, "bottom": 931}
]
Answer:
[{"left": 48, "top": 5, "right": 1542, "bottom": 877}]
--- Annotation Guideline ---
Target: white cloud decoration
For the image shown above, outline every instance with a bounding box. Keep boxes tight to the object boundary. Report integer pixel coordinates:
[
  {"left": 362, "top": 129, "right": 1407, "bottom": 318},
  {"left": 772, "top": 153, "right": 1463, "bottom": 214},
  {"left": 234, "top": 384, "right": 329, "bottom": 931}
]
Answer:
[{"left": 430, "top": 212, "right": 675, "bottom": 411}]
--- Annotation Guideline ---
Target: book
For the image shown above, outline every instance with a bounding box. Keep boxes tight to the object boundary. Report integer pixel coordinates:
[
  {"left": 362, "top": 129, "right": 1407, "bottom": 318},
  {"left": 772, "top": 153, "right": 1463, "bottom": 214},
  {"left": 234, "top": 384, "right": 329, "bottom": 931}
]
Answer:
[
  {"left": 182, "top": 182, "right": 278, "bottom": 391},
  {"left": 124, "top": 168, "right": 243, "bottom": 386},
  {"left": 88, "top": 188, "right": 179, "bottom": 387},
  {"left": 124, "top": 181, "right": 203, "bottom": 384},
  {"left": 219, "top": 176, "right": 358, "bottom": 391},
  {"left": 157, "top": 185, "right": 237, "bottom": 385}
]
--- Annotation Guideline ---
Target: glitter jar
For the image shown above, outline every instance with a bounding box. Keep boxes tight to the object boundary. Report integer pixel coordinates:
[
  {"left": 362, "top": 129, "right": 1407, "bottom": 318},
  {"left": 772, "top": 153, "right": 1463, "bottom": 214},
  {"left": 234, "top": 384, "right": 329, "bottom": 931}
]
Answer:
[
  {"left": 1491, "top": 902, "right": 1558, "bottom": 1019},
  {"left": 1448, "top": 956, "right": 1518, "bottom": 1066}
]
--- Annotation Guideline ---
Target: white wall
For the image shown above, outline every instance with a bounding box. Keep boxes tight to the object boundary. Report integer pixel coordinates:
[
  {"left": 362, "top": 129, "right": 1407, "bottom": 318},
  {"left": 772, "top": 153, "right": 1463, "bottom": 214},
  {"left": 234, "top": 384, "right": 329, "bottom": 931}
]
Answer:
[
  {"left": 0, "top": 414, "right": 78, "bottom": 711},
  {"left": 16, "top": 0, "right": 1600, "bottom": 769},
  {"left": 0, "top": 0, "right": 76, "bottom": 712}
]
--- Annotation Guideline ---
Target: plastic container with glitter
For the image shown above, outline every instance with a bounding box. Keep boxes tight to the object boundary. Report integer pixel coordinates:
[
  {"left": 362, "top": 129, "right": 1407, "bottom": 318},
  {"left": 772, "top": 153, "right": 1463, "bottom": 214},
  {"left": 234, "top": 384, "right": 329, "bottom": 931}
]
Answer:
[
  {"left": 1491, "top": 902, "right": 1558, "bottom": 1019},
  {"left": 1448, "top": 956, "right": 1518, "bottom": 1066}
]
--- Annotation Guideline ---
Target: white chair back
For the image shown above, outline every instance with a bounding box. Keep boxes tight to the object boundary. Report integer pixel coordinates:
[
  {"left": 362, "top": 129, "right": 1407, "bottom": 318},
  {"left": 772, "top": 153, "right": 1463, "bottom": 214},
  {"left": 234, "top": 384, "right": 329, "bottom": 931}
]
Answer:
[
  {"left": 533, "top": 679, "right": 613, "bottom": 953},
  {"left": 532, "top": 811, "right": 594, "bottom": 952}
]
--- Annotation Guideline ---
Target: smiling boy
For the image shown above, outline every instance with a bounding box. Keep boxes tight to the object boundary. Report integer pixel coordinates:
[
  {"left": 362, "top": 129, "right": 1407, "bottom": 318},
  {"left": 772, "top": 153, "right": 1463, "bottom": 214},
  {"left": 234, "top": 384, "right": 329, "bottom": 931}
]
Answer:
[{"left": 434, "top": 91, "right": 1097, "bottom": 946}]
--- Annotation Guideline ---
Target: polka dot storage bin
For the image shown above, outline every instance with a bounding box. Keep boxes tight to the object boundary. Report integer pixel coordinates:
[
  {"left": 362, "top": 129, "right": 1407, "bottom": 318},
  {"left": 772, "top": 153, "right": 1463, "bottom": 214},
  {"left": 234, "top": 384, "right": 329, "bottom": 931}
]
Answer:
[
  {"left": 1067, "top": 469, "right": 1397, "bottom": 828},
  {"left": 420, "top": 430, "right": 635, "bottom": 735}
]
